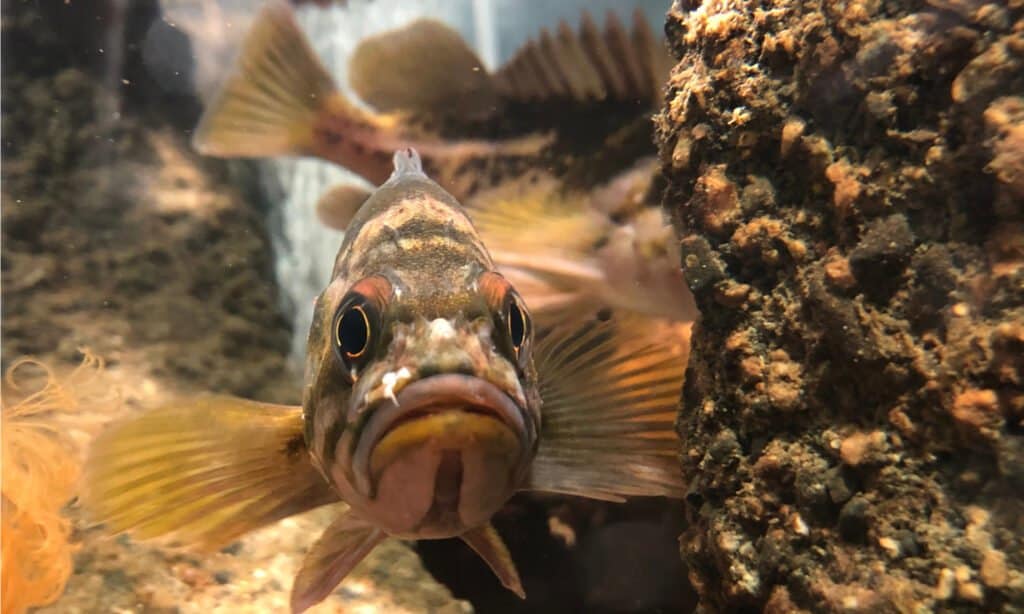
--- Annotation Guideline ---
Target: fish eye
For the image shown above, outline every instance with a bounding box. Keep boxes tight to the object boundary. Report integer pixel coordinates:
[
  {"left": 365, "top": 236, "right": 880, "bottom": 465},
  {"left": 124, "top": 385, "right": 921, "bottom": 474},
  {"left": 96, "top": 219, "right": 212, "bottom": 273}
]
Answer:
[
  {"left": 504, "top": 294, "right": 531, "bottom": 366},
  {"left": 476, "top": 271, "right": 531, "bottom": 366},
  {"left": 333, "top": 296, "right": 378, "bottom": 377},
  {"left": 337, "top": 305, "right": 370, "bottom": 359},
  {"left": 508, "top": 299, "right": 527, "bottom": 353}
]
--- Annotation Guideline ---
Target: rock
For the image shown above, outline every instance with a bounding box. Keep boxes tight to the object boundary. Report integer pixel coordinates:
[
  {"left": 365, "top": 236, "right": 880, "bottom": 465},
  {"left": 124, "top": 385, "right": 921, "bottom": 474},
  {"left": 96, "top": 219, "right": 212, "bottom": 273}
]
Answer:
[
  {"left": 980, "top": 550, "right": 1009, "bottom": 589},
  {"left": 658, "top": 0, "right": 1024, "bottom": 610},
  {"left": 838, "top": 497, "right": 871, "bottom": 544},
  {"left": 839, "top": 431, "right": 888, "bottom": 467}
]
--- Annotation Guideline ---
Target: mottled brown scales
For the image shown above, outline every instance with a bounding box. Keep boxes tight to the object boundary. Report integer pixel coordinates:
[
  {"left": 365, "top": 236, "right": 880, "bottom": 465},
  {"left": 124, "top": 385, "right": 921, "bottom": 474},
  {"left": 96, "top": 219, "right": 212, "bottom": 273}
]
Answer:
[{"left": 332, "top": 178, "right": 492, "bottom": 300}]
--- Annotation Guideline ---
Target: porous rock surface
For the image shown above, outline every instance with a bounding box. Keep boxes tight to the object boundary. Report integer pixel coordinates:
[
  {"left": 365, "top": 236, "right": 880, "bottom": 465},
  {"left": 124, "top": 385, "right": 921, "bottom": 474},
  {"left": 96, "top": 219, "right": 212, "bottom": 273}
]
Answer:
[{"left": 656, "top": 0, "right": 1023, "bottom": 610}]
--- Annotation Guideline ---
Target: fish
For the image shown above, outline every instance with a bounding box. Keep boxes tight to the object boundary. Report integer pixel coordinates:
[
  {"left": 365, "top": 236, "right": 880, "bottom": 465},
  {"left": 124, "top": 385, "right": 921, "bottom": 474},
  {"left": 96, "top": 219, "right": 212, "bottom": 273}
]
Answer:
[
  {"left": 315, "top": 158, "right": 698, "bottom": 329},
  {"left": 346, "top": 7, "right": 673, "bottom": 113},
  {"left": 302, "top": 7, "right": 692, "bottom": 329},
  {"left": 82, "top": 149, "right": 687, "bottom": 613},
  {"left": 192, "top": 2, "right": 548, "bottom": 190}
]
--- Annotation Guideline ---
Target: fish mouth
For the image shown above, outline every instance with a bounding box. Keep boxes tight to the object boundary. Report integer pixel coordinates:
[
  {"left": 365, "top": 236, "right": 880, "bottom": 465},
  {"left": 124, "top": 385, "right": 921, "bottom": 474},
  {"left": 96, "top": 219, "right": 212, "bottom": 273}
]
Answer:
[{"left": 349, "top": 374, "right": 529, "bottom": 498}]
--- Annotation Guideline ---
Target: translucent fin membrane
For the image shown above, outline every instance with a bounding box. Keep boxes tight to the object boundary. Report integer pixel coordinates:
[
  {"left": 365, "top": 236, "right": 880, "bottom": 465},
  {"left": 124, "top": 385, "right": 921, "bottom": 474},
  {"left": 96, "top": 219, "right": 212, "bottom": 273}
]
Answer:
[
  {"left": 530, "top": 316, "right": 687, "bottom": 501},
  {"left": 290, "top": 511, "right": 385, "bottom": 614},
  {"left": 82, "top": 395, "right": 338, "bottom": 551}
]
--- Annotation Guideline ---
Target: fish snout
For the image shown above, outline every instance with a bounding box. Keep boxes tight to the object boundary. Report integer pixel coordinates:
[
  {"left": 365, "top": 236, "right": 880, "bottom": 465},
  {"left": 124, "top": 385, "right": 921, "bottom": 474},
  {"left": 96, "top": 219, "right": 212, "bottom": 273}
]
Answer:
[{"left": 341, "top": 374, "right": 532, "bottom": 538}]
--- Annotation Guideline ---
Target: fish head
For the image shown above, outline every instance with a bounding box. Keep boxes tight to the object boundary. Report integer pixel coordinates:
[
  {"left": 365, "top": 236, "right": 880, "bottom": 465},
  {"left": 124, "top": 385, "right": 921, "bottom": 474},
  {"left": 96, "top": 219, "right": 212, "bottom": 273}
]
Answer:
[{"left": 303, "top": 149, "right": 540, "bottom": 538}]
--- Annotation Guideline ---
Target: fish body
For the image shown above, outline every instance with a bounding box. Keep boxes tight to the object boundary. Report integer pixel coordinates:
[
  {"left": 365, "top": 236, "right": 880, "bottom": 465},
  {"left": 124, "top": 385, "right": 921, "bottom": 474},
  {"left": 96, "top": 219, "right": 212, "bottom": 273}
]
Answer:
[
  {"left": 193, "top": 1, "right": 694, "bottom": 331},
  {"left": 193, "top": 2, "right": 546, "bottom": 191},
  {"left": 318, "top": 159, "right": 699, "bottom": 330},
  {"left": 83, "top": 149, "right": 686, "bottom": 613},
  {"left": 302, "top": 149, "right": 540, "bottom": 539}
]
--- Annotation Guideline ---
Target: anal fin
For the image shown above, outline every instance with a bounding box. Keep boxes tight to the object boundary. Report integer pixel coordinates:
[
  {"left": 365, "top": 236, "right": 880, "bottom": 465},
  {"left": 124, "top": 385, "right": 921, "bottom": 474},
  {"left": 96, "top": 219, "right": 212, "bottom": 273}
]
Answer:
[
  {"left": 82, "top": 395, "right": 338, "bottom": 550},
  {"left": 291, "top": 511, "right": 386, "bottom": 614},
  {"left": 461, "top": 523, "right": 525, "bottom": 599}
]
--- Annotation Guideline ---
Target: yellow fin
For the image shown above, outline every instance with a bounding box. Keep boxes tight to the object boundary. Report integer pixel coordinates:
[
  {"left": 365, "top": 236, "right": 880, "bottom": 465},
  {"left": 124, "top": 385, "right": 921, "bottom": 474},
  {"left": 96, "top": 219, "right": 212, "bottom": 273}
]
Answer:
[
  {"left": 529, "top": 316, "right": 687, "bottom": 501},
  {"left": 290, "top": 511, "right": 385, "bottom": 614},
  {"left": 461, "top": 523, "right": 525, "bottom": 599},
  {"left": 192, "top": 2, "right": 337, "bottom": 158},
  {"left": 469, "top": 179, "right": 605, "bottom": 282},
  {"left": 467, "top": 178, "right": 607, "bottom": 325},
  {"left": 81, "top": 395, "right": 338, "bottom": 551},
  {"left": 349, "top": 18, "right": 498, "bottom": 118},
  {"left": 315, "top": 183, "right": 373, "bottom": 231}
]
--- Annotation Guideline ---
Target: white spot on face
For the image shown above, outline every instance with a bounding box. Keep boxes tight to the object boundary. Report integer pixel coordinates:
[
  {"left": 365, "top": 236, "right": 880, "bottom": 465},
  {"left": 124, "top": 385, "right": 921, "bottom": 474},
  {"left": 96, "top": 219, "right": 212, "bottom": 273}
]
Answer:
[
  {"left": 428, "top": 318, "right": 456, "bottom": 342},
  {"left": 380, "top": 366, "right": 411, "bottom": 405}
]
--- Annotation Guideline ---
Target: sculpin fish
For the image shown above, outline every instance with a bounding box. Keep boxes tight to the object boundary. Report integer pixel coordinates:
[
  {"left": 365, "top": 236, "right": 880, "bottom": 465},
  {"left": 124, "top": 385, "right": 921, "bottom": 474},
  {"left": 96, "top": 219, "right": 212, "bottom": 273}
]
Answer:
[{"left": 83, "top": 149, "right": 686, "bottom": 613}]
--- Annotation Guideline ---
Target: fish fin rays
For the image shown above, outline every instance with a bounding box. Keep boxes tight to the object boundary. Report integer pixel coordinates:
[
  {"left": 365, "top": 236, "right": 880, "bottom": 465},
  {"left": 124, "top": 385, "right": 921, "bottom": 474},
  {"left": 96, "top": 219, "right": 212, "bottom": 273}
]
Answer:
[
  {"left": 290, "top": 511, "right": 385, "bottom": 614},
  {"left": 192, "top": 1, "right": 337, "bottom": 159},
  {"left": 467, "top": 181, "right": 608, "bottom": 316},
  {"left": 492, "top": 9, "right": 672, "bottom": 105},
  {"left": 529, "top": 316, "right": 687, "bottom": 501},
  {"left": 349, "top": 19, "right": 498, "bottom": 119},
  {"left": 461, "top": 524, "right": 525, "bottom": 599},
  {"left": 81, "top": 395, "right": 338, "bottom": 551}
]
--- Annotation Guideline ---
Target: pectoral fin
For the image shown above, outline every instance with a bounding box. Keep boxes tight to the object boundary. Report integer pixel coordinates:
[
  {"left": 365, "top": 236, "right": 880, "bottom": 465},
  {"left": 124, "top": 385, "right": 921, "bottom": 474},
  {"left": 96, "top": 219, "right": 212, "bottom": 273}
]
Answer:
[
  {"left": 82, "top": 395, "right": 338, "bottom": 550},
  {"left": 529, "top": 317, "right": 687, "bottom": 501},
  {"left": 290, "top": 511, "right": 386, "bottom": 614},
  {"left": 461, "top": 523, "right": 525, "bottom": 599}
]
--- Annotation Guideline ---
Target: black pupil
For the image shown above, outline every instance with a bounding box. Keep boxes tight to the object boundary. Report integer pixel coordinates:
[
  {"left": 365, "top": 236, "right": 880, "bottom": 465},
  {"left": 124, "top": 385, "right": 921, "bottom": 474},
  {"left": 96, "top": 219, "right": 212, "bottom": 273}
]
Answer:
[
  {"left": 509, "top": 301, "right": 526, "bottom": 349},
  {"left": 338, "top": 306, "right": 369, "bottom": 357}
]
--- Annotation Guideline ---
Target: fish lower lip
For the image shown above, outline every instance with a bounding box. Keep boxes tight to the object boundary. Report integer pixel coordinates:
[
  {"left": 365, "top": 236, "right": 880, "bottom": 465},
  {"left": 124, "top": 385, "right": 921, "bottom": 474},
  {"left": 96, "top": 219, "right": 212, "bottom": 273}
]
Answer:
[{"left": 349, "top": 374, "right": 527, "bottom": 497}]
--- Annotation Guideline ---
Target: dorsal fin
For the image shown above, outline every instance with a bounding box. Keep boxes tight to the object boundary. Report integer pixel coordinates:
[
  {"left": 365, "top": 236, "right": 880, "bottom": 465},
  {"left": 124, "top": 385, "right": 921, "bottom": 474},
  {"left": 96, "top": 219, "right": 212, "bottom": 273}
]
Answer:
[{"left": 492, "top": 9, "right": 672, "bottom": 105}]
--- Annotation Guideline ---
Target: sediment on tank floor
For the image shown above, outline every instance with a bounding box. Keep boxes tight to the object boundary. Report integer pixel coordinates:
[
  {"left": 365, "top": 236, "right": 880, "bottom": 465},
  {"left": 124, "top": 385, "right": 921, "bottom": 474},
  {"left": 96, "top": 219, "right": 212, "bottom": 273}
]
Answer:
[{"left": 657, "top": 0, "right": 1023, "bottom": 610}]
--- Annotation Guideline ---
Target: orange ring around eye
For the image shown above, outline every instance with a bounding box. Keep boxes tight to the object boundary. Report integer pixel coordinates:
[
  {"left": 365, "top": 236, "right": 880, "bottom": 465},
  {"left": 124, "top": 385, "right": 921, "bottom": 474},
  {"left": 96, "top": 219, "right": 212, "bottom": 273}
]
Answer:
[{"left": 337, "top": 304, "right": 371, "bottom": 359}]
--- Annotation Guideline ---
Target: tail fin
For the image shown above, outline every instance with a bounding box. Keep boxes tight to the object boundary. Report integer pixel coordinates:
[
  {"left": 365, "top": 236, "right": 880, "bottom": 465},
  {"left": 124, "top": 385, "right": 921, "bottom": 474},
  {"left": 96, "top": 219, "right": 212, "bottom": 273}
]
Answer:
[{"left": 192, "top": 2, "right": 337, "bottom": 159}]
